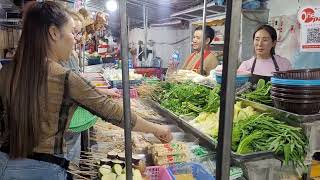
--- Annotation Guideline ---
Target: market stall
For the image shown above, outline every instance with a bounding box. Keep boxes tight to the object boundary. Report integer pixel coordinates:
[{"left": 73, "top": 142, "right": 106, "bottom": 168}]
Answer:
[
  {"left": 1, "top": 0, "right": 320, "bottom": 180},
  {"left": 67, "top": 0, "right": 320, "bottom": 179}
]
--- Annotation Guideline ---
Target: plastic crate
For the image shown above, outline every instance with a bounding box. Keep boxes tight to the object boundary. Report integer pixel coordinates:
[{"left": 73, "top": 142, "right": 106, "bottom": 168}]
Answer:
[
  {"left": 167, "top": 163, "right": 215, "bottom": 180},
  {"left": 135, "top": 68, "right": 162, "bottom": 79},
  {"left": 87, "top": 57, "right": 101, "bottom": 65},
  {"left": 110, "top": 80, "right": 142, "bottom": 88},
  {"left": 216, "top": 74, "right": 249, "bottom": 88},
  {"left": 145, "top": 166, "right": 173, "bottom": 180},
  {"left": 118, "top": 88, "right": 139, "bottom": 98}
]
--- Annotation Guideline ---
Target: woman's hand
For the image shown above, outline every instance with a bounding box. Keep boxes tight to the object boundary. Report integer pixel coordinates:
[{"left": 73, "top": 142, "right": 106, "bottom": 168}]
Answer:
[
  {"left": 153, "top": 124, "right": 173, "bottom": 143},
  {"left": 97, "top": 88, "right": 121, "bottom": 98},
  {"left": 133, "top": 116, "right": 173, "bottom": 143}
]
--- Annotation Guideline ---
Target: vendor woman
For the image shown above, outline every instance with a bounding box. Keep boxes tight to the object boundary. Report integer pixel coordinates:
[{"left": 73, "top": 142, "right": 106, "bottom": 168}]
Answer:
[
  {"left": 238, "top": 24, "right": 292, "bottom": 84},
  {"left": 0, "top": 2, "right": 172, "bottom": 179}
]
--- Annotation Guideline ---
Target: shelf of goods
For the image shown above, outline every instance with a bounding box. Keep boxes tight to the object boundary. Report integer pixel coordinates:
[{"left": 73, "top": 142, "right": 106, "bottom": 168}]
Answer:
[{"left": 140, "top": 81, "right": 317, "bottom": 180}]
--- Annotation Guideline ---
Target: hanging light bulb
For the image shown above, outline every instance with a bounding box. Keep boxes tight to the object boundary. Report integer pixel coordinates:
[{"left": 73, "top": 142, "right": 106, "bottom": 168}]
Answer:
[{"left": 106, "top": 0, "right": 118, "bottom": 12}]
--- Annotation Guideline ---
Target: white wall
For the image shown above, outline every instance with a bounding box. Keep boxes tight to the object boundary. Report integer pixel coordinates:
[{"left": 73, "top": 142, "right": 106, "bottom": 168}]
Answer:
[
  {"left": 129, "top": 26, "right": 190, "bottom": 67},
  {"left": 268, "top": 0, "right": 319, "bottom": 17},
  {"left": 267, "top": 0, "right": 320, "bottom": 68}
]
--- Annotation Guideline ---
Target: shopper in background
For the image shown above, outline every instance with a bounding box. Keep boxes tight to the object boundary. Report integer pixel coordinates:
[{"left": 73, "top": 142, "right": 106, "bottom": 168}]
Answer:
[
  {"left": 238, "top": 24, "right": 292, "bottom": 84},
  {"left": 60, "top": 10, "right": 87, "bottom": 169},
  {"left": 60, "top": 10, "right": 83, "bottom": 74},
  {"left": 168, "top": 25, "right": 219, "bottom": 76},
  {"left": 0, "top": 2, "right": 172, "bottom": 180}
]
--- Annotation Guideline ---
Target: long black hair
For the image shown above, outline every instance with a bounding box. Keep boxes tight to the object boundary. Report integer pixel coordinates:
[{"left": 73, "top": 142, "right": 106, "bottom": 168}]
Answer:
[
  {"left": 8, "top": 1, "right": 69, "bottom": 158},
  {"left": 253, "top": 24, "right": 277, "bottom": 55}
]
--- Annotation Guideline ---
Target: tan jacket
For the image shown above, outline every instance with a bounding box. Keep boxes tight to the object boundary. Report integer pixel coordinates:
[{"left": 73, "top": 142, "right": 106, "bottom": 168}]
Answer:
[{"left": 0, "top": 61, "right": 136, "bottom": 155}]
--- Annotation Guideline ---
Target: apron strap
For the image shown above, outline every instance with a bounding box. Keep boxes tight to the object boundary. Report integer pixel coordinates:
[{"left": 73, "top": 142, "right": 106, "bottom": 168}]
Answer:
[
  {"left": 54, "top": 70, "right": 73, "bottom": 155},
  {"left": 185, "top": 52, "right": 197, "bottom": 68},
  {"left": 251, "top": 57, "right": 257, "bottom": 75},
  {"left": 251, "top": 56, "right": 279, "bottom": 75},
  {"left": 193, "top": 50, "right": 212, "bottom": 70},
  {"left": 271, "top": 55, "right": 280, "bottom": 72},
  {"left": 0, "top": 99, "right": 5, "bottom": 135}
]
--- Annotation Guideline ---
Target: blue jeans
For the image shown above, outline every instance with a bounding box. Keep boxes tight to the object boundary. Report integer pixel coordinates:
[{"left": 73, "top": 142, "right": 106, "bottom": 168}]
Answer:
[{"left": 0, "top": 152, "right": 67, "bottom": 180}]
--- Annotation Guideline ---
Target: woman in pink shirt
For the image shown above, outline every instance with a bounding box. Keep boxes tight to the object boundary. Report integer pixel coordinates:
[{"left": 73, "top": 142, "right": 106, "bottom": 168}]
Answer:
[{"left": 238, "top": 25, "right": 292, "bottom": 84}]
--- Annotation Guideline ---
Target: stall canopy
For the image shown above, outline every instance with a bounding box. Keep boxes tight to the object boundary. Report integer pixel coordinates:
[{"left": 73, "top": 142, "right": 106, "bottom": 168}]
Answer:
[{"left": 85, "top": 0, "right": 226, "bottom": 36}]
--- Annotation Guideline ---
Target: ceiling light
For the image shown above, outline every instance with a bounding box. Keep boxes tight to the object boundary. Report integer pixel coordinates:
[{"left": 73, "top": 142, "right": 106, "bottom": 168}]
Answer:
[{"left": 106, "top": 0, "right": 118, "bottom": 12}]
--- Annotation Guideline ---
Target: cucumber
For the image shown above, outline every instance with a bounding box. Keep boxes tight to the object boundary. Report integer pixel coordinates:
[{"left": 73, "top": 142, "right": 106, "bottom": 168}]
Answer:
[
  {"left": 122, "top": 167, "right": 135, "bottom": 174},
  {"left": 101, "top": 172, "right": 117, "bottom": 180},
  {"left": 133, "top": 169, "right": 142, "bottom": 180},
  {"left": 116, "top": 174, "right": 126, "bottom": 180},
  {"left": 101, "top": 165, "right": 111, "bottom": 169},
  {"left": 99, "top": 167, "right": 112, "bottom": 176},
  {"left": 112, "top": 164, "right": 123, "bottom": 175}
]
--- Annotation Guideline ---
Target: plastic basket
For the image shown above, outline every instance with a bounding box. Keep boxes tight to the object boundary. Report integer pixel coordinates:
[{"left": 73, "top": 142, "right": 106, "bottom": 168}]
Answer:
[
  {"left": 216, "top": 74, "right": 249, "bottom": 88},
  {"left": 118, "top": 88, "right": 139, "bottom": 98},
  {"left": 110, "top": 80, "right": 142, "bottom": 88},
  {"left": 145, "top": 166, "right": 173, "bottom": 180},
  {"left": 167, "top": 163, "right": 215, "bottom": 180},
  {"left": 87, "top": 57, "right": 101, "bottom": 65},
  {"left": 69, "top": 107, "right": 98, "bottom": 132},
  {"left": 271, "top": 77, "right": 320, "bottom": 86}
]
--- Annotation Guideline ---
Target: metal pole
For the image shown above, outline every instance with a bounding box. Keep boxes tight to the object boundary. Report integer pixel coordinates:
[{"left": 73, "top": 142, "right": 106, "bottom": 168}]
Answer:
[
  {"left": 119, "top": 0, "right": 133, "bottom": 180},
  {"left": 216, "top": 0, "right": 241, "bottom": 179},
  {"left": 200, "top": 0, "right": 207, "bottom": 75},
  {"left": 143, "top": 4, "right": 148, "bottom": 61},
  {"left": 128, "top": 17, "right": 130, "bottom": 32},
  {"left": 189, "top": 22, "right": 193, "bottom": 54},
  {"left": 82, "top": 44, "right": 85, "bottom": 72}
]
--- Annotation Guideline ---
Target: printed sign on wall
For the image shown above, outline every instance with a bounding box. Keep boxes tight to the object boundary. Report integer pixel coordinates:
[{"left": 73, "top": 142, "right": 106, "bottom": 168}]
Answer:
[{"left": 298, "top": 7, "right": 320, "bottom": 52}]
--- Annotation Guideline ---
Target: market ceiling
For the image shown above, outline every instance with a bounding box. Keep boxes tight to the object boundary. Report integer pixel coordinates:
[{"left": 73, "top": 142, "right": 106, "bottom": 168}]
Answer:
[
  {"left": 85, "top": 0, "right": 208, "bottom": 26},
  {"left": 84, "top": 0, "right": 225, "bottom": 37},
  {"left": 0, "top": 0, "right": 225, "bottom": 36}
]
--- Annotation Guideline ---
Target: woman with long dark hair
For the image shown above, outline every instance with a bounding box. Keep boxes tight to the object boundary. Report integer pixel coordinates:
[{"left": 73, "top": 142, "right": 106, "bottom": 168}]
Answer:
[
  {"left": 0, "top": 2, "right": 172, "bottom": 179},
  {"left": 238, "top": 24, "right": 292, "bottom": 84}
]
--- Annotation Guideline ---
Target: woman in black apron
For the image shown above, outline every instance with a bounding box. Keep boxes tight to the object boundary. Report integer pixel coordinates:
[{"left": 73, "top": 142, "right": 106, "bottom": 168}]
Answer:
[
  {"left": 249, "top": 55, "right": 280, "bottom": 84},
  {"left": 238, "top": 24, "right": 291, "bottom": 85}
]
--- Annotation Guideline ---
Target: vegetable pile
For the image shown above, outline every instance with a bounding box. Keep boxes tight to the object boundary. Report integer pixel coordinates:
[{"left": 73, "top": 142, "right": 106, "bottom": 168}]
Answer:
[
  {"left": 157, "top": 82, "right": 220, "bottom": 116},
  {"left": 189, "top": 101, "right": 257, "bottom": 138},
  {"left": 139, "top": 81, "right": 308, "bottom": 166},
  {"left": 190, "top": 101, "right": 307, "bottom": 166},
  {"left": 99, "top": 163, "right": 142, "bottom": 180},
  {"left": 241, "top": 79, "right": 273, "bottom": 105},
  {"left": 232, "top": 113, "right": 307, "bottom": 166}
]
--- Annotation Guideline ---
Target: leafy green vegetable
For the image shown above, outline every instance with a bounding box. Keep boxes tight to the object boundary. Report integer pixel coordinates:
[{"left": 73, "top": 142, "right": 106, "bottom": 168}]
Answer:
[
  {"left": 157, "top": 82, "right": 220, "bottom": 116},
  {"left": 241, "top": 79, "right": 273, "bottom": 105},
  {"left": 237, "top": 131, "right": 265, "bottom": 154},
  {"left": 232, "top": 113, "right": 308, "bottom": 167}
]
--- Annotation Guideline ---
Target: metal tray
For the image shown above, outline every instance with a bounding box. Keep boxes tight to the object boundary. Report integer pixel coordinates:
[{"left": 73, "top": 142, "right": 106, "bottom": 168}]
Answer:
[
  {"left": 172, "top": 132, "right": 198, "bottom": 143},
  {"left": 237, "top": 97, "right": 320, "bottom": 125},
  {"left": 143, "top": 99, "right": 217, "bottom": 150},
  {"left": 144, "top": 99, "right": 277, "bottom": 163},
  {"left": 231, "top": 151, "right": 275, "bottom": 163},
  {"left": 165, "top": 125, "right": 183, "bottom": 133}
]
